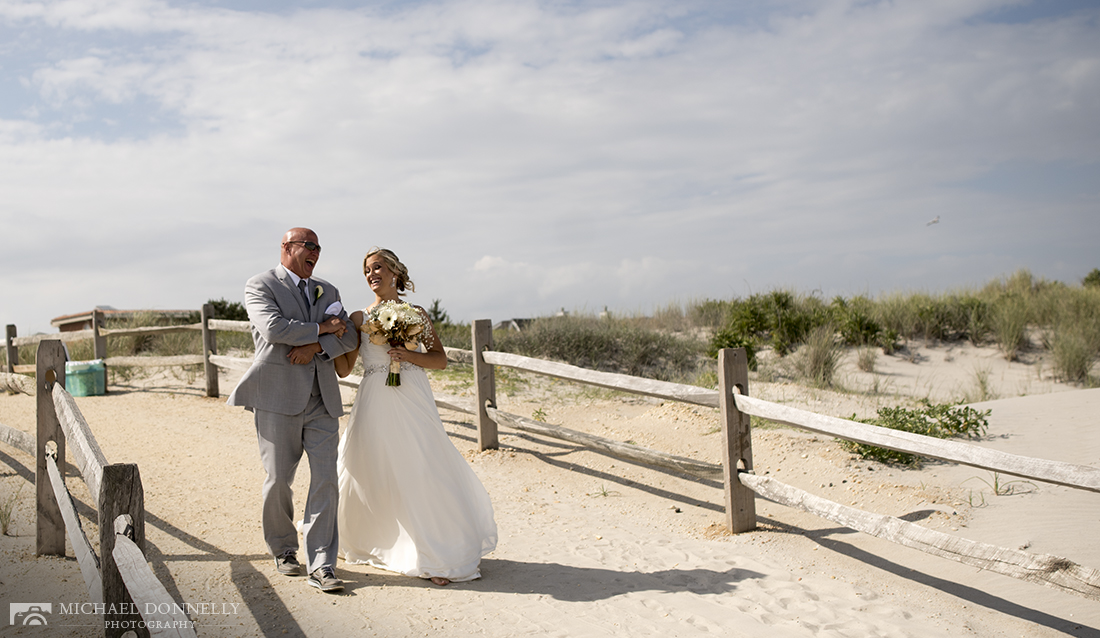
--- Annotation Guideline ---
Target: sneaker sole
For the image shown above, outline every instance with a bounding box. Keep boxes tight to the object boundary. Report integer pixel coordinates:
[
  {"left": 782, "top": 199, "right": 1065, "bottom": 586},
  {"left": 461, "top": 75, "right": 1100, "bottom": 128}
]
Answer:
[{"left": 307, "top": 579, "right": 344, "bottom": 592}]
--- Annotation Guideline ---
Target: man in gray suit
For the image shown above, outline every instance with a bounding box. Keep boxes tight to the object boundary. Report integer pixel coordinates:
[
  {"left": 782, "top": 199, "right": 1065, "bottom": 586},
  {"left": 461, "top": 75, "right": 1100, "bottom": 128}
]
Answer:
[{"left": 228, "top": 227, "right": 358, "bottom": 593}]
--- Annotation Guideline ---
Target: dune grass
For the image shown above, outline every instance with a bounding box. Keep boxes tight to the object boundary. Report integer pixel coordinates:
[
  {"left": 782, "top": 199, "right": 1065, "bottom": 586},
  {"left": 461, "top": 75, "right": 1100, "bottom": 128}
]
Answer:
[{"left": 5, "top": 269, "right": 1097, "bottom": 388}]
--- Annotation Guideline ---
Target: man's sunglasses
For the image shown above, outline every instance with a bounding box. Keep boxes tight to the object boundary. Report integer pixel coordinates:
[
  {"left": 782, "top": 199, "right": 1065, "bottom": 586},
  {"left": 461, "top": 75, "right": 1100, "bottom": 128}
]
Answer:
[{"left": 285, "top": 241, "right": 322, "bottom": 251}]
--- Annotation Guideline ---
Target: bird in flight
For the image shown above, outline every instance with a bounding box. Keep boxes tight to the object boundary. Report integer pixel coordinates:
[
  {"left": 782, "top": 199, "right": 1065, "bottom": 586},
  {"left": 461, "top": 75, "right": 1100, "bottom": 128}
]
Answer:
[{"left": 926, "top": 216, "right": 940, "bottom": 226}]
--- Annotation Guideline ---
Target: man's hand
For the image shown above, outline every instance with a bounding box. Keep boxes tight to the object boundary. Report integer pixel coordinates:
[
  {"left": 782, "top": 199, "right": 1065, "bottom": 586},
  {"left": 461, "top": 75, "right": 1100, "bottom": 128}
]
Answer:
[
  {"left": 319, "top": 316, "right": 347, "bottom": 338},
  {"left": 288, "top": 343, "right": 323, "bottom": 364}
]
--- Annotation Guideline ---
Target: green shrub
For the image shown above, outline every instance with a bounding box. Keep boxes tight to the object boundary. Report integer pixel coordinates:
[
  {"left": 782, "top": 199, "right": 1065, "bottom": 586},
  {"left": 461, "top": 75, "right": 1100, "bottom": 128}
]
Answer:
[
  {"left": 187, "top": 298, "right": 248, "bottom": 322},
  {"left": 841, "top": 401, "right": 990, "bottom": 466},
  {"left": 707, "top": 329, "right": 757, "bottom": 369},
  {"left": 831, "top": 295, "right": 882, "bottom": 346},
  {"left": 1084, "top": 268, "right": 1100, "bottom": 288},
  {"left": 709, "top": 290, "right": 831, "bottom": 359}
]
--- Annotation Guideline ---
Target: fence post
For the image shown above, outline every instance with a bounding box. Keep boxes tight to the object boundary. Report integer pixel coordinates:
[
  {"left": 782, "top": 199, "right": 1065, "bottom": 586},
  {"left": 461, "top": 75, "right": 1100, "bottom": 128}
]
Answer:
[
  {"left": 719, "top": 348, "right": 756, "bottom": 533},
  {"left": 36, "top": 340, "right": 67, "bottom": 556},
  {"left": 92, "top": 308, "right": 107, "bottom": 359},
  {"left": 5, "top": 324, "right": 16, "bottom": 373},
  {"left": 93, "top": 308, "right": 109, "bottom": 393},
  {"left": 100, "top": 463, "right": 146, "bottom": 638},
  {"left": 472, "top": 319, "right": 498, "bottom": 451},
  {"left": 201, "top": 303, "right": 219, "bottom": 398}
]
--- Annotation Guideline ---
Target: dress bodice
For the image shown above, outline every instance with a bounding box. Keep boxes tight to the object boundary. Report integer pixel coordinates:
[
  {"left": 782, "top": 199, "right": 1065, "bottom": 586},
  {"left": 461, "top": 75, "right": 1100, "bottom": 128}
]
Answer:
[{"left": 358, "top": 339, "right": 422, "bottom": 377}]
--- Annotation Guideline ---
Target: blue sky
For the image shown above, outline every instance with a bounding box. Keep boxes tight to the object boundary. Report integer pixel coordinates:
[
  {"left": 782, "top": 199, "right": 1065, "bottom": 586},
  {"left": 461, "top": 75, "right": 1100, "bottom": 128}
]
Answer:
[{"left": 2, "top": 0, "right": 1098, "bottom": 334}]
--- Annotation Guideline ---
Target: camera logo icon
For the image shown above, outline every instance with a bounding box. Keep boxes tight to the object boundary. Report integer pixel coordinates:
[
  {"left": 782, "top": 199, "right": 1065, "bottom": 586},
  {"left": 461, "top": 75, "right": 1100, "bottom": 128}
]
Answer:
[{"left": 10, "top": 603, "right": 52, "bottom": 626}]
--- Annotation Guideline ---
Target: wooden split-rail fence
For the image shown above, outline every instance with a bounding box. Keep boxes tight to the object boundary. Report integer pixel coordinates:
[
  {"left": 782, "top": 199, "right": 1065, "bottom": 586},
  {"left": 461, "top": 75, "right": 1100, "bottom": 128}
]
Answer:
[
  {"left": 1, "top": 341, "right": 196, "bottom": 638},
  {"left": 3, "top": 312, "right": 1100, "bottom": 609}
]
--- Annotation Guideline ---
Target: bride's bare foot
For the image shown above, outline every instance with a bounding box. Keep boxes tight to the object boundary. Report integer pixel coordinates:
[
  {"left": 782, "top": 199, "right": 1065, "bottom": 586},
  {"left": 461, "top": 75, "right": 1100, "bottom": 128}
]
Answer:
[{"left": 430, "top": 577, "right": 450, "bottom": 586}]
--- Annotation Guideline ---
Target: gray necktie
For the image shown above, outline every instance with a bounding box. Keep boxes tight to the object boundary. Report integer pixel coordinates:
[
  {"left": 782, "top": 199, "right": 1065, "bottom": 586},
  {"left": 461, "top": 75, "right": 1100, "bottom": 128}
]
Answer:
[{"left": 298, "top": 279, "right": 311, "bottom": 308}]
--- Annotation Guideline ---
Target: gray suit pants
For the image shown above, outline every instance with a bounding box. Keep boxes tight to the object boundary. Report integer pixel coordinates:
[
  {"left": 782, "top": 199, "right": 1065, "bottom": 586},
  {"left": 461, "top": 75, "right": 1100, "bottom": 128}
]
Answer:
[{"left": 255, "top": 393, "right": 339, "bottom": 574}]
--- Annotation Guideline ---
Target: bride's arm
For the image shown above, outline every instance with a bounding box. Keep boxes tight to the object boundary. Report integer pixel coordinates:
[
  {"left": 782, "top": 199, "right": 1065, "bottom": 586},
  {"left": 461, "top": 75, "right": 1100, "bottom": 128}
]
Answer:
[
  {"left": 334, "top": 310, "right": 363, "bottom": 378},
  {"left": 388, "top": 307, "right": 447, "bottom": 370}
]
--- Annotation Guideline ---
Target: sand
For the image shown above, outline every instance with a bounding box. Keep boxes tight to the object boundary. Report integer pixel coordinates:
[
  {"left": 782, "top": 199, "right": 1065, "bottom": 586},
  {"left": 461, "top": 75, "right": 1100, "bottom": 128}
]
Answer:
[{"left": 1, "top": 340, "right": 1098, "bottom": 637}]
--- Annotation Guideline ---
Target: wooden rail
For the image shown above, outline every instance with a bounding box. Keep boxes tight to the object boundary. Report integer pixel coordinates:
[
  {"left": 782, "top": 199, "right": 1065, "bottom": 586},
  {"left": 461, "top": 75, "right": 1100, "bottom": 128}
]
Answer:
[
  {"left": 452, "top": 321, "right": 1100, "bottom": 600},
  {"left": 44, "top": 441, "right": 102, "bottom": 603},
  {"left": 1, "top": 340, "right": 200, "bottom": 637},
  {"left": 10, "top": 313, "right": 1099, "bottom": 602},
  {"left": 740, "top": 473, "right": 1100, "bottom": 599},
  {"left": 733, "top": 392, "right": 1100, "bottom": 493},
  {"left": 112, "top": 515, "right": 196, "bottom": 637}
]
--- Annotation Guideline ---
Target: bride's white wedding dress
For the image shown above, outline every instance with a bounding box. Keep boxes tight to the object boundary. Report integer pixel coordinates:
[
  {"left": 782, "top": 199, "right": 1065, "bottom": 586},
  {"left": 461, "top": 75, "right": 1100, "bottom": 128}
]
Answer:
[{"left": 337, "top": 338, "right": 497, "bottom": 582}]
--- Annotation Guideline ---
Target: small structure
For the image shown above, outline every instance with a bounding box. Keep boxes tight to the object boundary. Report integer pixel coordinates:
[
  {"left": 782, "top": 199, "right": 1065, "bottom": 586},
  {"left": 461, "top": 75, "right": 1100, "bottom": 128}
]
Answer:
[
  {"left": 493, "top": 318, "right": 534, "bottom": 332},
  {"left": 51, "top": 306, "right": 194, "bottom": 332}
]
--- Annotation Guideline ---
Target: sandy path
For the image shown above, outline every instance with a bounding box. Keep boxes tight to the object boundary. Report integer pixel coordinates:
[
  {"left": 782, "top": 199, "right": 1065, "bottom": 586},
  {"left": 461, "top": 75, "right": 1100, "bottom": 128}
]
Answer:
[{"left": 1, "top": 343, "right": 1098, "bottom": 637}]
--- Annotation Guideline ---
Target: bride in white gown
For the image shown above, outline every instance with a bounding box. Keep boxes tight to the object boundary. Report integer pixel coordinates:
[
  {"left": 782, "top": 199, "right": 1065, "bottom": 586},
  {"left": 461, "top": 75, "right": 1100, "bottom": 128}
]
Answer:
[{"left": 334, "top": 247, "right": 497, "bottom": 585}]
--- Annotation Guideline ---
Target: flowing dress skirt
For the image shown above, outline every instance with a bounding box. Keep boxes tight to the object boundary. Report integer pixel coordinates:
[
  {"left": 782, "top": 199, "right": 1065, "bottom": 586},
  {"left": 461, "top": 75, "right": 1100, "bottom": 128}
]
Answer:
[{"left": 337, "top": 343, "right": 497, "bottom": 581}]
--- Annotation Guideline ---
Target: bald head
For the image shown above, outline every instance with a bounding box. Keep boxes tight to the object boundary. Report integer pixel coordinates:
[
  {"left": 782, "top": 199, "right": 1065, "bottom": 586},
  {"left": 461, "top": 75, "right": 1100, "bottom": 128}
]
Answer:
[{"left": 281, "top": 227, "right": 321, "bottom": 279}]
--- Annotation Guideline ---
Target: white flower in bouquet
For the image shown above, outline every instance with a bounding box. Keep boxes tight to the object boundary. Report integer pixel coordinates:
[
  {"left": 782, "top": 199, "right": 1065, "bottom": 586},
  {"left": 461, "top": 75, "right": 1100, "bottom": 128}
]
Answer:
[
  {"left": 361, "top": 300, "right": 431, "bottom": 386},
  {"left": 378, "top": 306, "right": 398, "bottom": 331}
]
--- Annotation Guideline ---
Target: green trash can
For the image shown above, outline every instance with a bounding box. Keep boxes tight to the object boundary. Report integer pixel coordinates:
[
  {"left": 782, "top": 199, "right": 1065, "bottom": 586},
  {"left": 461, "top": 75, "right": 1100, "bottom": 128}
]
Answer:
[{"left": 65, "top": 360, "right": 106, "bottom": 397}]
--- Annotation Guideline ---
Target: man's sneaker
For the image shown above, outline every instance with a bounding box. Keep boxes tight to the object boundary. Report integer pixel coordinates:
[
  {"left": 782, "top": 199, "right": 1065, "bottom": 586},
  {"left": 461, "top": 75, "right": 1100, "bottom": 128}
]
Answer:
[
  {"left": 275, "top": 551, "right": 303, "bottom": 576},
  {"left": 308, "top": 567, "right": 344, "bottom": 592}
]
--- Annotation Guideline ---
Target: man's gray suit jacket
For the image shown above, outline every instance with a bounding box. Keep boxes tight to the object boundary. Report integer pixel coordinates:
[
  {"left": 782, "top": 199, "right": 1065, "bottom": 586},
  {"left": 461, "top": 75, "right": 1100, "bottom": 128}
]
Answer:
[{"left": 227, "top": 266, "right": 358, "bottom": 418}]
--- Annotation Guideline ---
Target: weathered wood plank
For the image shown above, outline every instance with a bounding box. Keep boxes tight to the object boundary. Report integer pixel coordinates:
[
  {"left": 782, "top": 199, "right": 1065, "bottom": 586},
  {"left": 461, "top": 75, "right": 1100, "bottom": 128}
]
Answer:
[
  {"left": 487, "top": 407, "right": 722, "bottom": 479},
  {"left": 739, "top": 472, "right": 1100, "bottom": 600},
  {"left": 15, "top": 329, "right": 96, "bottom": 346},
  {"left": 45, "top": 450, "right": 103, "bottom": 603},
  {"left": 99, "top": 323, "right": 202, "bottom": 337},
  {"left": 36, "top": 341, "right": 66, "bottom": 557},
  {"left": 105, "top": 355, "right": 205, "bottom": 368},
  {"left": 112, "top": 516, "right": 198, "bottom": 638},
  {"left": 719, "top": 348, "right": 755, "bottom": 532},
  {"left": 92, "top": 309, "right": 107, "bottom": 361},
  {"left": 734, "top": 392, "right": 1100, "bottom": 493},
  {"left": 338, "top": 373, "right": 362, "bottom": 389},
  {"left": 100, "top": 464, "right": 145, "bottom": 638},
  {"left": 208, "top": 354, "right": 254, "bottom": 371},
  {"left": 434, "top": 393, "right": 475, "bottom": 415},
  {"left": 201, "top": 304, "right": 219, "bottom": 398},
  {"left": 5, "top": 324, "right": 16, "bottom": 374},
  {"left": 207, "top": 319, "right": 251, "bottom": 333},
  {"left": 0, "top": 422, "right": 35, "bottom": 456},
  {"left": 1, "top": 372, "right": 34, "bottom": 395},
  {"left": 481, "top": 350, "right": 721, "bottom": 408},
  {"left": 444, "top": 347, "right": 473, "bottom": 365},
  {"left": 52, "top": 384, "right": 109, "bottom": 499},
  {"left": 473, "top": 321, "right": 498, "bottom": 451},
  {"left": 12, "top": 364, "right": 35, "bottom": 374}
]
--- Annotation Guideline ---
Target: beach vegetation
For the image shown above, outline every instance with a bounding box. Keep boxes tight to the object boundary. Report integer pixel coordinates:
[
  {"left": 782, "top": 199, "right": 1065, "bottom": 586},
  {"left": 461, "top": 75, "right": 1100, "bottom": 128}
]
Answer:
[
  {"left": 840, "top": 401, "right": 990, "bottom": 466},
  {"left": 795, "top": 325, "right": 843, "bottom": 387},
  {"left": 965, "top": 472, "right": 1038, "bottom": 497},
  {"left": 856, "top": 346, "right": 877, "bottom": 373},
  {"left": 6, "top": 270, "right": 1098, "bottom": 389},
  {"left": 493, "top": 314, "right": 704, "bottom": 382},
  {"left": 1, "top": 481, "right": 23, "bottom": 536}
]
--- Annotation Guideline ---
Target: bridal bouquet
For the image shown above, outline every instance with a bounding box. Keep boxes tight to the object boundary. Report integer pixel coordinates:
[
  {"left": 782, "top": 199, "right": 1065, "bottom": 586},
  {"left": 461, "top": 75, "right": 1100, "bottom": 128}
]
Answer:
[{"left": 361, "top": 301, "right": 428, "bottom": 386}]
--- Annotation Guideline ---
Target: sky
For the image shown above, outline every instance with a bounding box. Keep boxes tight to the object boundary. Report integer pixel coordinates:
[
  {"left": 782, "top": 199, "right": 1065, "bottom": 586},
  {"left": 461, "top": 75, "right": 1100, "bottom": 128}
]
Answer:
[{"left": 2, "top": 0, "right": 1098, "bottom": 335}]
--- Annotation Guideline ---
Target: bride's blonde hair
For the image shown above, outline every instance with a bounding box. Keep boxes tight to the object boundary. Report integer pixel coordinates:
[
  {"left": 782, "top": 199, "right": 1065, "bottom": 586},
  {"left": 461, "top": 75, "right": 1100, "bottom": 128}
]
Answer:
[{"left": 363, "top": 247, "right": 414, "bottom": 294}]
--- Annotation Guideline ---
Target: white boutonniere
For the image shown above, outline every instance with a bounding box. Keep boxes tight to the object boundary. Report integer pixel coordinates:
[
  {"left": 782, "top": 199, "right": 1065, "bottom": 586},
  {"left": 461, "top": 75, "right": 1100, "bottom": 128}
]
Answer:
[{"left": 314, "top": 285, "right": 324, "bottom": 301}]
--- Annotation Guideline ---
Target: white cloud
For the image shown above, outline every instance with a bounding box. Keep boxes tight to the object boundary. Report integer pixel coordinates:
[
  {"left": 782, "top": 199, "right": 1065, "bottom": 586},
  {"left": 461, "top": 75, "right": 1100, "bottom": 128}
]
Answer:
[{"left": 1, "top": 0, "right": 1098, "bottom": 333}]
